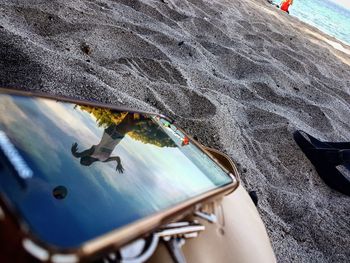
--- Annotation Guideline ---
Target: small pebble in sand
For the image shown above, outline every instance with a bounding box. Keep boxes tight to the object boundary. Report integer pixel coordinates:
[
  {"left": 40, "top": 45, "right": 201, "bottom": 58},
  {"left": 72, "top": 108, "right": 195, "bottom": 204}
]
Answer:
[
  {"left": 293, "top": 87, "right": 300, "bottom": 92},
  {"left": 81, "top": 42, "right": 92, "bottom": 55},
  {"left": 178, "top": 41, "right": 184, "bottom": 46}
]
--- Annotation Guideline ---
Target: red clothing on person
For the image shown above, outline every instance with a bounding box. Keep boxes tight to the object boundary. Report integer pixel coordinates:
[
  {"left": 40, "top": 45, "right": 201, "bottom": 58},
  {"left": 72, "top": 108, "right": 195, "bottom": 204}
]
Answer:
[
  {"left": 182, "top": 136, "right": 189, "bottom": 146},
  {"left": 281, "top": 0, "right": 292, "bottom": 12}
]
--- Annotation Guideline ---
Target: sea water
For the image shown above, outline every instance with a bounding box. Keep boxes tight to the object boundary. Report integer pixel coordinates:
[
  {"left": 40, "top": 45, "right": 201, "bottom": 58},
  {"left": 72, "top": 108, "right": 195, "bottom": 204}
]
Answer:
[{"left": 273, "top": 0, "right": 350, "bottom": 45}]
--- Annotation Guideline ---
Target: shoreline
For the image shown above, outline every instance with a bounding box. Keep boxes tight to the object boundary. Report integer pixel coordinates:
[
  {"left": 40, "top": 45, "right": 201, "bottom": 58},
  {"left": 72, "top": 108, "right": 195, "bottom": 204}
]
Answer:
[
  {"left": 263, "top": 0, "right": 350, "bottom": 62},
  {"left": 268, "top": 0, "right": 350, "bottom": 49}
]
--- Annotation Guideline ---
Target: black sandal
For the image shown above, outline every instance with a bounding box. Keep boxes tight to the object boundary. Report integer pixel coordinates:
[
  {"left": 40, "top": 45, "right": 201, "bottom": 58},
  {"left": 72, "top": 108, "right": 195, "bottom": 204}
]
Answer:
[{"left": 293, "top": 130, "right": 350, "bottom": 196}]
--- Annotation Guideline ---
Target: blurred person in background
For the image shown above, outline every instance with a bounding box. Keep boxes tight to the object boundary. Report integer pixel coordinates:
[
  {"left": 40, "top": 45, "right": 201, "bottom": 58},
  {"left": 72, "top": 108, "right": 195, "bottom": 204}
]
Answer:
[{"left": 280, "top": 0, "right": 293, "bottom": 13}]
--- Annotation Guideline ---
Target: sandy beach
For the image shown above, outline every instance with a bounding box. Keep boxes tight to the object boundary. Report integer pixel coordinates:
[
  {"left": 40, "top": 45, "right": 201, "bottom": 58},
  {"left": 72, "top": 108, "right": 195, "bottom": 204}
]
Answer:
[{"left": 0, "top": 0, "right": 350, "bottom": 261}]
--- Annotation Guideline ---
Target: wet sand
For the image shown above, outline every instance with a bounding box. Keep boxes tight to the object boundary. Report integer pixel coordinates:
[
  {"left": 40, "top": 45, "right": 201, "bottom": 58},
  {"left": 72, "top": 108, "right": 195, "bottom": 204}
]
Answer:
[{"left": 0, "top": 0, "right": 349, "bottom": 261}]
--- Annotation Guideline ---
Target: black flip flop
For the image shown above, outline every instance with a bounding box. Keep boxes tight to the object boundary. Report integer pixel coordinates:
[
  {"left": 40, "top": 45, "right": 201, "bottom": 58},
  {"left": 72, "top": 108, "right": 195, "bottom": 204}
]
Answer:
[{"left": 294, "top": 130, "right": 350, "bottom": 196}]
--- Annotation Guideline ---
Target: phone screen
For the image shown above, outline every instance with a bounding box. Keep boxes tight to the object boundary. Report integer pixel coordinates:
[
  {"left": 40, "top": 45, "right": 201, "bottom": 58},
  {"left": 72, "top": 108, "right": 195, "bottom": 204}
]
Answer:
[{"left": 0, "top": 93, "right": 232, "bottom": 248}]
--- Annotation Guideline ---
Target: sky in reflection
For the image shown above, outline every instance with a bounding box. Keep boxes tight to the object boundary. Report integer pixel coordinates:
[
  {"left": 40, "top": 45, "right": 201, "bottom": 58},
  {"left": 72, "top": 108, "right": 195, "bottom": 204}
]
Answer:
[{"left": 0, "top": 94, "right": 231, "bottom": 248}]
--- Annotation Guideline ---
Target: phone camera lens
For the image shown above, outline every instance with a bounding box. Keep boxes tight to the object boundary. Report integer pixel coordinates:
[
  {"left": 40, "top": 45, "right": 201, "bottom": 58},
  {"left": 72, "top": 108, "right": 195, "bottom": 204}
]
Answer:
[{"left": 53, "top": 185, "right": 68, "bottom": 200}]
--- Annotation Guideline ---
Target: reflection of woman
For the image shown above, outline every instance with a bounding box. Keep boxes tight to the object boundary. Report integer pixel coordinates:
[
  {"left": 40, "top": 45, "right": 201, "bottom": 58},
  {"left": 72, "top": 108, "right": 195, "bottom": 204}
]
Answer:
[{"left": 71, "top": 124, "right": 126, "bottom": 173}]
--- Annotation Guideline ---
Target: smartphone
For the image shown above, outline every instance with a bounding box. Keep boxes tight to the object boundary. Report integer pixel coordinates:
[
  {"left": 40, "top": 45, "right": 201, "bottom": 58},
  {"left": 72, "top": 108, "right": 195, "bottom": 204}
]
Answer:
[{"left": 0, "top": 88, "right": 238, "bottom": 261}]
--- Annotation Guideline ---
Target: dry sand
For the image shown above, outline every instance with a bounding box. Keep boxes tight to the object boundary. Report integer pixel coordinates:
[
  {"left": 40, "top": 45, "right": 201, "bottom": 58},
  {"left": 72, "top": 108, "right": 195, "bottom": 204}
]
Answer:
[{"left": 0, "top": 0, "right": 349, "bottom": 261}]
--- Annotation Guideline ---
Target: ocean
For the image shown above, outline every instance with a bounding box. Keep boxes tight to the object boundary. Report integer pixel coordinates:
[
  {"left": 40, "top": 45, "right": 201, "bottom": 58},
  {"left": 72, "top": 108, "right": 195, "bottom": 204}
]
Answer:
[{"left": 273, "top": 0, "right": 350, "bottom": 45}]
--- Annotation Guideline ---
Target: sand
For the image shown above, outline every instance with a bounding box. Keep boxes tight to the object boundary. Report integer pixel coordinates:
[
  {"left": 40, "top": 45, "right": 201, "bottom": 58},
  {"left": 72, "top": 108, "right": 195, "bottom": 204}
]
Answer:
[{"left": 0, "top": 0, "right": 349, "bottom": 261}]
